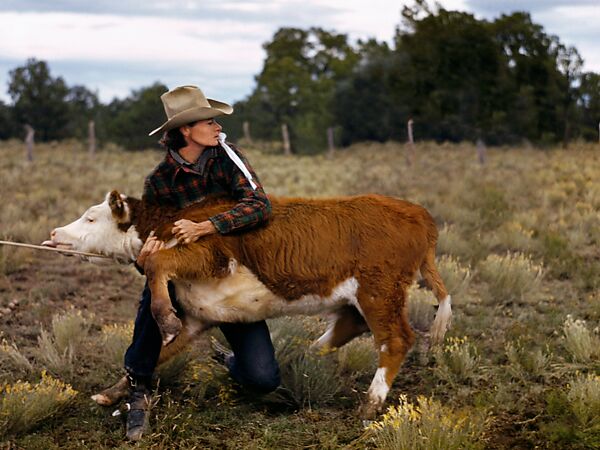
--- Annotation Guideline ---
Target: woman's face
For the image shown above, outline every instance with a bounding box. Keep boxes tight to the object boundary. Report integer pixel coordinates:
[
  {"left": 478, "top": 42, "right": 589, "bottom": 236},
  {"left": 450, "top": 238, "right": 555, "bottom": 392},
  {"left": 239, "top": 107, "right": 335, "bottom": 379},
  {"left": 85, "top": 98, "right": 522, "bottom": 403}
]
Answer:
[{"left": 181, "top": 118, "right": 222, "bottom": 149}]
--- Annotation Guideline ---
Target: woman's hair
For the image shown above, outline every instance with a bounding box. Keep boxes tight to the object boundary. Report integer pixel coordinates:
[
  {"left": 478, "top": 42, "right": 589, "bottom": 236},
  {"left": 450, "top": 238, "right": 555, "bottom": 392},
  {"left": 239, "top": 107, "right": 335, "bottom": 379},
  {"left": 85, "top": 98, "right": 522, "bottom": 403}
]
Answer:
[{"left": 159, "top": 127, "right": 187, "bottom": 151}]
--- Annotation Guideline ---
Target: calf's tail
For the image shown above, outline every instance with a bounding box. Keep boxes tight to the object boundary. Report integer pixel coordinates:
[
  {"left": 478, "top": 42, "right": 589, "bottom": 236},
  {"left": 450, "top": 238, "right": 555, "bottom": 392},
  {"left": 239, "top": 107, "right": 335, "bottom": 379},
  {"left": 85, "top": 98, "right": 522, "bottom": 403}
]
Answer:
[{"left": 419, "top": 246, "right": 452, "bottom": 345}]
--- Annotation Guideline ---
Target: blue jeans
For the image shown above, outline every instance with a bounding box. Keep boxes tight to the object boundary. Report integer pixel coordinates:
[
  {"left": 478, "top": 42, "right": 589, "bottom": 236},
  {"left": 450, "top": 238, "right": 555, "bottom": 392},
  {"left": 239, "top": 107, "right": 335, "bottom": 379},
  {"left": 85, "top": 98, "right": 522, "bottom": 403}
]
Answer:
[{"left": 124, "top": 283, "right": 280, "bottom": 393}]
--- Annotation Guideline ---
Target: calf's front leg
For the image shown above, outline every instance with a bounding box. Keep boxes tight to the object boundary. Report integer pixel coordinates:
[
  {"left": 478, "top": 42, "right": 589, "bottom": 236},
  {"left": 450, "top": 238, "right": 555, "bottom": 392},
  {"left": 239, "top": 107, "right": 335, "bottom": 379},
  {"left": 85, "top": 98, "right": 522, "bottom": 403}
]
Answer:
[{"left": 144, "top": 253, "right": 182, "bottom": 346}]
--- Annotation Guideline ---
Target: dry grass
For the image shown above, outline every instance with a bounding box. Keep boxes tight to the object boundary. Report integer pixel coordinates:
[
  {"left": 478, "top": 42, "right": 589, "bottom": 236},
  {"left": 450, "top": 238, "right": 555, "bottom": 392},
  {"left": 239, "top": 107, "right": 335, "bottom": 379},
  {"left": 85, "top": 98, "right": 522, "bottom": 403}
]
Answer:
[{"left": 0, "top": 139, "right": 599, "bottom": 447}]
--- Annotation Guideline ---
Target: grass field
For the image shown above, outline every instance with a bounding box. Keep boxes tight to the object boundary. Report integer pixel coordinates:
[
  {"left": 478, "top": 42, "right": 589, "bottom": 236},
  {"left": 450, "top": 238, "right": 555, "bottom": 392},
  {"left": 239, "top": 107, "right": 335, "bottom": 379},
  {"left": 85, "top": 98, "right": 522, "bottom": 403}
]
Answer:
[{"left": 0, "top": 139, "right": 599, "bottom": 449}]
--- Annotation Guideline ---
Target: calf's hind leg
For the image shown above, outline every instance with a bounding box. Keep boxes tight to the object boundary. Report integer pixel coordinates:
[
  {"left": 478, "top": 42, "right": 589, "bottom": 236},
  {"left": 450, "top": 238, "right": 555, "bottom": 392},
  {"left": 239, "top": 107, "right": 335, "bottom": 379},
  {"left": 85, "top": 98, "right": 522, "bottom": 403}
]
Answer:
[
  {"left": 312, "top": 305, "right": 370, "bottom": 350},
  {"left": 358, "top": 286, "right": 415, "bottom": 419}
]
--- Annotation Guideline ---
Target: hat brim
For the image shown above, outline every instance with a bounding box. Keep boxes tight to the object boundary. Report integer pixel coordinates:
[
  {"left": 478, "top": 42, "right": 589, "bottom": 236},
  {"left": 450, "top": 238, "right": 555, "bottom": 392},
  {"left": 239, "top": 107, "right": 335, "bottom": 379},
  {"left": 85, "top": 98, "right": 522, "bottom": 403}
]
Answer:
[{"left": 148, "top": 99, "right": 233, "bottom": 136}]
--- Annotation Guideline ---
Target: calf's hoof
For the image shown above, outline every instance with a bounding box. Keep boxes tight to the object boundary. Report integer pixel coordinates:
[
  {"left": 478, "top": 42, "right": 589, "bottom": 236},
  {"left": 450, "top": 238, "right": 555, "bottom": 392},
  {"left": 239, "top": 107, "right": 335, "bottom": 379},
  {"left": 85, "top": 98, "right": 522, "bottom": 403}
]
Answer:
[
  {"left": 358, "top": 401, "right": 382, "bottom": 421},
  {"left": 156, "top": 312, "right": 182, "bottom": 346},
  {"left": 91, "top": 375, "right": 130, "bottom": 406}
]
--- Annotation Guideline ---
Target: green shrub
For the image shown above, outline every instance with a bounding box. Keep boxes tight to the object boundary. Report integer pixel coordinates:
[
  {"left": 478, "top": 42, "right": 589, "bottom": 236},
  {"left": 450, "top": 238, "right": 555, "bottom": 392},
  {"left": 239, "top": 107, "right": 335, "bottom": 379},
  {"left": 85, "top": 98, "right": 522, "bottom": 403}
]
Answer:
[
  {"left": 0, "top": 245, "right": 30, "bottom": 275},
  {"left": 461, "top": 183, "right": 511, "bottom": 230},
  {"left": 337, "top": 337, "right": 377, "bottom": 376},
  {"left": 100, "top": 322, "right": 133, "bottom": 369},
  {"left": 478, "top": 252, "right": 543, "bottom": 304},
  {"left": 269, "top": 317, "right": 341, "bottom": 408},
  {"left": 0, "top": 338, "right": 33, "bottom": 376},
  {"left": 490, "top": 221, "right": 535, "bottom": 253},
  {"left": 156, "top": 351, "right": 193, "bottom": 388},
  {"left": 562, "top": 316, "right": 600, "bottom": 363},
  {"left": 505, "top": 340, "right": 551, "bottom": 381},
  {"left": 436, "top": 224, "right": 471, "bottom": 258},
  {"left": 437, "top": 255, "right": 472, "bottom": 302},
  {"left": 365, "top": 394, "right": 485, "bottom": 449},
  {"left": 434, "top": 337, "right": 479, "bottom": 384},
  {"left": 567, "top": 373, "right": 600, "bottom": 429},
  {"left": 187, "top": 359, "right": 223, "bottom": 403},
  {"left": 278, "top": 351, "right": 342, "bottom": 408},
  {"left": 408, "top": 285, "right": 437, "bottom": 332},
  {"left": 35, "top": 309, "right": 92, "bottom": 380},
  {"left": 0, "top": 371, "right": 77, "bottom": 437},
  {"left": 50, "top": 309, "right": 92, "bottom": 355}
]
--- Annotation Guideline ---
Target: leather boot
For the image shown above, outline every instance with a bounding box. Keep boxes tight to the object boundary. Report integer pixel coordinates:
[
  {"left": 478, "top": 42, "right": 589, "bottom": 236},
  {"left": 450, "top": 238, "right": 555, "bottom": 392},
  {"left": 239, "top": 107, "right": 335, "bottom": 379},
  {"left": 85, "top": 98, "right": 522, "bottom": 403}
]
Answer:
[{"left": 125, "top": 375, "right": 153, "bottom": 441}]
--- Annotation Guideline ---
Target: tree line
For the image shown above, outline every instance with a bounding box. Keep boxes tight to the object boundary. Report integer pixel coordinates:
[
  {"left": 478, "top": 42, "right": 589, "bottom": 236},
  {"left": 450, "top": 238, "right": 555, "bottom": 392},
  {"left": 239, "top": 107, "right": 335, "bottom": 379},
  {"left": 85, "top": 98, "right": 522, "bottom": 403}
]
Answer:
[{"left": 1, "top": 2, "right": 599, "bottom": 152}]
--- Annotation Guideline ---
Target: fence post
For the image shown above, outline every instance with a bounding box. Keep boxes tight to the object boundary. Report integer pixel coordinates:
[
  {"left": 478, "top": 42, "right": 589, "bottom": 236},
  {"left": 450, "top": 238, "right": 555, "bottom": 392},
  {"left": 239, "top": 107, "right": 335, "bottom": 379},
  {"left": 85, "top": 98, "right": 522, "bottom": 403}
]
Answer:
[
  {"left": 88, "top": 120, "right": 96, "bottom": 156},
  {"left": 281, "top": 123, "right": 292, "bottom": 155},
  {"left": 327, "top": 126, "right": 335, "bottom": 158},
  {"left": 243, "top": 120, "right": 252, "bottom": 144},
  {"left": 476, "top": 138, "right": 487, "bottom": 165},
  {"left": 24, "top": 124, "right": 34, "bottom": 163},
  {"left": 406, "top": 118, "right": 415, "bottom": 166}
]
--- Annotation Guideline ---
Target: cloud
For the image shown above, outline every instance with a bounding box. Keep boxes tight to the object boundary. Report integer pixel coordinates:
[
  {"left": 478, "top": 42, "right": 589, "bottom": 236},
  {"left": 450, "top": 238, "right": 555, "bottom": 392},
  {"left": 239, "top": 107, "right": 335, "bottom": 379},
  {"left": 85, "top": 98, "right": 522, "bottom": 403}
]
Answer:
[
  {"left": 0, "top": 12, "right": 266, "bottom": 66},
  {"left": 465, "top": 0, "right": 599, "bottom": 16},
  {"left": 0, "top": 11, "right": 271, "bottom": 102},
  {"left": 0, "top": 2, "right": 406, "bottom": 103},
  {"left": 0, "top": 1, "right": 341, "bottom": 26}
]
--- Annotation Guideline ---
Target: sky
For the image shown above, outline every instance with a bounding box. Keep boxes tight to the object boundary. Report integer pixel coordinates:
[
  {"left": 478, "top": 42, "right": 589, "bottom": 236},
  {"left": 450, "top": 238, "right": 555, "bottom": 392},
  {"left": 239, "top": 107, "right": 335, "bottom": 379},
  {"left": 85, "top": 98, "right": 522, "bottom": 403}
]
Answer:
[{"left": 0, "top": 1, "right": 598, "bottom": 105}]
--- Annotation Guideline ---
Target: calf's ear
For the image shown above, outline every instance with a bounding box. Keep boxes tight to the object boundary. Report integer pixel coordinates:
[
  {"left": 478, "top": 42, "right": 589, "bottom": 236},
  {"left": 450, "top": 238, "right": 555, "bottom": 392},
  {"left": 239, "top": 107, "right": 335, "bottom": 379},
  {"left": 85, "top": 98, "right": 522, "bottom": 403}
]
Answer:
[{"left": 108, "top": 190, "right": 128, "bottom": 222}]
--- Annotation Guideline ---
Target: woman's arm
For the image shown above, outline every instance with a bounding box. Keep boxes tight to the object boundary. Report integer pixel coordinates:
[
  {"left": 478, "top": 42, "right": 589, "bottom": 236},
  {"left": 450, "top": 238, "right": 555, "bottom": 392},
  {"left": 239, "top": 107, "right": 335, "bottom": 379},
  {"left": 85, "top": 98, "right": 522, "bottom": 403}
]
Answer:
[
  {"left": 171, "top": 144, "right": 271, "bottom": 243},
  {"left": 207, "top": 144, "right": 271, "bottom": 234}
]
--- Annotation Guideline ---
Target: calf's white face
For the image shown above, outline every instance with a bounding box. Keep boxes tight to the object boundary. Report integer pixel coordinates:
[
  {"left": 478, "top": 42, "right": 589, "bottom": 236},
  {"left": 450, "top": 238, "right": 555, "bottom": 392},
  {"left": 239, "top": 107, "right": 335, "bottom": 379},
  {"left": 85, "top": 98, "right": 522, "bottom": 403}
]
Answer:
[{"left": 43, "top": 192, "right": 143, "bottom": 263}]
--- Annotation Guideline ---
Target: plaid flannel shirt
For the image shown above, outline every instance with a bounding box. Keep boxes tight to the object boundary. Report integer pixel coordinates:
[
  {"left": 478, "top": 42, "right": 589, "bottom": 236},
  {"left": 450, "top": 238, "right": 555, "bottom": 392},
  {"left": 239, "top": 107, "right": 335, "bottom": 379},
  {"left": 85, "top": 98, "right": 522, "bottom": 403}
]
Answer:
[{"left": 143, "top": 142, "right": 271, "bottom": 234}]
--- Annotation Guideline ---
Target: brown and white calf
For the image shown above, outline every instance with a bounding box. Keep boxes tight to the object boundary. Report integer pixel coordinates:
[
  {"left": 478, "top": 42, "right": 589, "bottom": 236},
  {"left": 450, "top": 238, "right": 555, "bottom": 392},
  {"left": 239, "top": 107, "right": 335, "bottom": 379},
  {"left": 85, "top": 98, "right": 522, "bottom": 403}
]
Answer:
[{"left": 44, "top": 191, "right": 452, "bottom": 417}]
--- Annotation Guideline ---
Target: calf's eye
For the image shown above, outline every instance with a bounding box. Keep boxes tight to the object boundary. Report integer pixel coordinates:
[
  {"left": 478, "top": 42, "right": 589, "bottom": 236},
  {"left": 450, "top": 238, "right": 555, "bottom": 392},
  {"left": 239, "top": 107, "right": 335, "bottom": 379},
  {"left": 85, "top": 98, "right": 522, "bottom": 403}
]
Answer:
[{"left": 87, "top": 218, "right": 95, "bottom": 223}]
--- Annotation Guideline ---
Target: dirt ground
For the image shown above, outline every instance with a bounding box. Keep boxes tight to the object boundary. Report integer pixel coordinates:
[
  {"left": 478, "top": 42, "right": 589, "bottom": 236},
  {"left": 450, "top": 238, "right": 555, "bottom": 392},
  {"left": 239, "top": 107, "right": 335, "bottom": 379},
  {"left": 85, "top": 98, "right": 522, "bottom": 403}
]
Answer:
[{"left": 0, "top": 251, "right": 141, "bottom": 349}]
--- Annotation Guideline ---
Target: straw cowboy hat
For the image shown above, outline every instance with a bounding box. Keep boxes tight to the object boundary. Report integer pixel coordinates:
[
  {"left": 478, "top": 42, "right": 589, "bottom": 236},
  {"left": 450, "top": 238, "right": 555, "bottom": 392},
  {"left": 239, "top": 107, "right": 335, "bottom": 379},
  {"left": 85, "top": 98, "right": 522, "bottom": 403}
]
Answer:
[{"left": 148, "top": 85, "right": 233, "bottom": 136}]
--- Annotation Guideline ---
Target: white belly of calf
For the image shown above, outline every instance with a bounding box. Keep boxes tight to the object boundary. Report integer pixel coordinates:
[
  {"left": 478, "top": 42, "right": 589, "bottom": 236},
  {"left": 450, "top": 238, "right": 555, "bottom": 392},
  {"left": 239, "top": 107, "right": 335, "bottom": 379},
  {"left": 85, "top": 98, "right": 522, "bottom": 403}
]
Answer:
[{"left": 174, "top": 265, "right": 358, "bottom": 324}]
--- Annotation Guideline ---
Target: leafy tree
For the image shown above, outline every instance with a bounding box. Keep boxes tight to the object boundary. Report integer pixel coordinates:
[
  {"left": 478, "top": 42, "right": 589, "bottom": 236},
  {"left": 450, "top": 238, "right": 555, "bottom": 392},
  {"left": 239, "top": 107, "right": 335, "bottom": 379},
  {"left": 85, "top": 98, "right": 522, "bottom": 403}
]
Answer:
[
  {"left": 103, "top": 82, "right": 168, "bottom": 150},
  {"left": 8, "top": 58, "right": 70, "bottom": 141},
  {"left": 0, "top": 100, "right": 17, "bottom": 140},
  {"left": 333, "top": 40, "right": 398, "bottom": 145},
  {"left": 65, "top": 85, "right": 100, "bottom": 140},
  {"left": 240, "top": 27, "right": 358, "bottom": 153},
  {"left": 578, "top": 72, "right": 600, "bottom": 140},
  {"left": 491, "top": 12, "right": 571, "bottom": 144},
  {"left": 335, "top": 4, "right": 591, "bottom": 146}
]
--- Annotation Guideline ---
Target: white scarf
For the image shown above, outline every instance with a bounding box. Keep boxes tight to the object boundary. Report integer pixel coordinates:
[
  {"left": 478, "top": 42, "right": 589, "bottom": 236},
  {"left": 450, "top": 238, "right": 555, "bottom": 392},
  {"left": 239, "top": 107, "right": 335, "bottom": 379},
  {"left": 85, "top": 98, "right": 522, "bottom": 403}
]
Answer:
[{"left": 218, "top": 132, "right": 257, "bottom": 190}]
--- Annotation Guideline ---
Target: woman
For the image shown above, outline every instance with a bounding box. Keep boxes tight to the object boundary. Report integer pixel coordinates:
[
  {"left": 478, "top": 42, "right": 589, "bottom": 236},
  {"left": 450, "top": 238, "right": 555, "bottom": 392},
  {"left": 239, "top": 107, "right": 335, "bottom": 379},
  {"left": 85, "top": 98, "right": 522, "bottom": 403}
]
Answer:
[{"left": 116, "top": 85, "right": 280, "bottom": 441}]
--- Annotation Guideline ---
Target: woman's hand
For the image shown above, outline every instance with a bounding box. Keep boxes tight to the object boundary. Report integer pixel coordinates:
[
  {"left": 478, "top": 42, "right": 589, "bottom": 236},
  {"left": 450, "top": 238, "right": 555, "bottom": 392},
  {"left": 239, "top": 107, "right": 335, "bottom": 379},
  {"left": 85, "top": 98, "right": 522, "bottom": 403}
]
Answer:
[
  {"left": 172, "top": 219, "right": 217, "bottom": 244},
  {"left": 136, "top": 232, "right": 165, "bottom": 272}
]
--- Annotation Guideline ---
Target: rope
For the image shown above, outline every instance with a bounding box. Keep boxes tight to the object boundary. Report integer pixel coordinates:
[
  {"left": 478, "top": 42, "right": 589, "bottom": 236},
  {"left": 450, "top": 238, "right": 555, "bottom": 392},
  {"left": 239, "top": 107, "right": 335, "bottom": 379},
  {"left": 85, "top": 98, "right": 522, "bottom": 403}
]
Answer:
[{"left": 0, "top": 240, "right": 110, "bottom": 258}]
